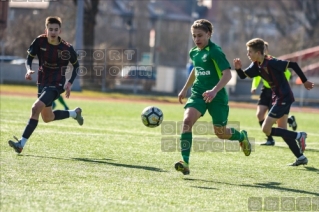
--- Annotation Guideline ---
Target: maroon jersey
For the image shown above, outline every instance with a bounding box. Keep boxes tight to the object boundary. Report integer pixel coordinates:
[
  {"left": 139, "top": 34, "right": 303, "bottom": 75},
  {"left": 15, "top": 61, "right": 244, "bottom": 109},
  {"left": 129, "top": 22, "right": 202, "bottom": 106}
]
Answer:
[{"left": 27, "top": 34, "right": 78, "bottom": 87}]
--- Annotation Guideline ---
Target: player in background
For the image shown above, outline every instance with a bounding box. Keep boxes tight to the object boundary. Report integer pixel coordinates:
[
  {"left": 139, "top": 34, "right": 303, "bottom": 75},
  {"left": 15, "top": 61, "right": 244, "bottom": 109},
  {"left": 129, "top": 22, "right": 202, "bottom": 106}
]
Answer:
[
  {"left": 8, "top": 16, "right": 84, "bottom": 154},
  {"left": 251, "top": 41, "right": 297, "bottom": 146},
  {"left": 52, "top": 96, "right": 69, "bottom": 110},
  {"left": 175, "top": 19, "right": 251, "bottom": 175},
  {"left": 234, "top": 38, "right": 314, "bottom": 166}
]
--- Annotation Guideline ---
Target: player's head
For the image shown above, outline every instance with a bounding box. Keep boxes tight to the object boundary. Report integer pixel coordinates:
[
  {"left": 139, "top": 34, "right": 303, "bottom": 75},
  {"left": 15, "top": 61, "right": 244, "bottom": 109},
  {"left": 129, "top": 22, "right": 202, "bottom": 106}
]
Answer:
[
  {"left": 246, "top": 38, "right": 265, "bottom": 62},
  {"left": 45, "top": 16, "right": 62, "bottom": 40},
  {"left": 264, "top": 41, "right": 269, "bottom": 55},
  {"left": 191, "top": 19, "right": 213, "bottom": 49}
]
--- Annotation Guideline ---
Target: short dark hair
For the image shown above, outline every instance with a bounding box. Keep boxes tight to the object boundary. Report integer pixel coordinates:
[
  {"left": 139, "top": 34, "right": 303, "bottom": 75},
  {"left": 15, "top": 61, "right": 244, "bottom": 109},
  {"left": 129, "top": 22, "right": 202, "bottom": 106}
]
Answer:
[
  {"left": 191, "top": 19, "right": 213, "bottom": 34},
  {"left": 45, "top": 16, "right": 62, "bottom": 28},
  {"left": 246, "top": 38, "right": 265, "bottom": 55}
]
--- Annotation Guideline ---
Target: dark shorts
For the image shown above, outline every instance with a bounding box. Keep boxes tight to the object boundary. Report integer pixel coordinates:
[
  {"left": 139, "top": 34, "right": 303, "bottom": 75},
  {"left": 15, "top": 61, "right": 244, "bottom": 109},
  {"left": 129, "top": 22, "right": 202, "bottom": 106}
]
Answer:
[
  {"left": 268, "top": 103, "right": 291, "bottom": 119},
  {"left": 37, "top": 86, "right": 64, "bottom": 107},
  {"left": 258, "top": 87, "right": 272, "bottom": 110}
]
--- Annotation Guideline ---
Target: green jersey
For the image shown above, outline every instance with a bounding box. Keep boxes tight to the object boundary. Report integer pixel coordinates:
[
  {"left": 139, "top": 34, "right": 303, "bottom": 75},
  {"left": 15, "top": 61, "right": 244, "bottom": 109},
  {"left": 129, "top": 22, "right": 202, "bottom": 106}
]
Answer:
[{"left": 189, "top": 40, "right": 231, "bottom": 100}]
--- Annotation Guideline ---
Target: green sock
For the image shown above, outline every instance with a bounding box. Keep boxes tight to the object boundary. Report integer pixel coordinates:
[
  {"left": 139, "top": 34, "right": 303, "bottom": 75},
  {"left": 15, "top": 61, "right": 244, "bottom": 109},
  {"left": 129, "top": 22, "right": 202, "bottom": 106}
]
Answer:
[
  {"left": 58, "top": 96, "right": 68, "bottom": 108},
  {"left": 180, "top": 132, "right": 192, "bottom": 164},
  {"left": 229, "top": 128, "right": 244, "bottom": 142}
]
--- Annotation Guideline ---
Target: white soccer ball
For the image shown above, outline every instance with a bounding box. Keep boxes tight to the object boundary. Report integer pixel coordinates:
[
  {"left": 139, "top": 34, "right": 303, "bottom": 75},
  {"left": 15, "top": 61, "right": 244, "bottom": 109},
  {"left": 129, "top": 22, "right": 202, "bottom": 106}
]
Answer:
[{"left": 141, "top": 106, "right": 163, "bottom": 128}]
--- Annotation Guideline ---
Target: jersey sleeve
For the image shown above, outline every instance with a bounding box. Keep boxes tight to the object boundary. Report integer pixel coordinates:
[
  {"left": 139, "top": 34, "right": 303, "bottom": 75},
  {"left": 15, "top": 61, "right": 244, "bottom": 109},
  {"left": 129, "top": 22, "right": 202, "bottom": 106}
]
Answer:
[
  {"left": 269, "top": 59, "right": 289, "bottom": 73},
  {"left": 210, "top": 47, "right": 231, "bottom": 71},
  {"left": 244, "top": 62, "right": 260, "bottom": 78},
  {"left": 69, "top": 46, "right": 78, "bottom": 65},
  {"left": 284, "top": 69, "right": 292, "bottom": 81},
  {"left": 251, "top": 76, "right": 261, "bottom": 90},
  {"left": 27, "top": 38, "right": 39, "bottom": 57}
]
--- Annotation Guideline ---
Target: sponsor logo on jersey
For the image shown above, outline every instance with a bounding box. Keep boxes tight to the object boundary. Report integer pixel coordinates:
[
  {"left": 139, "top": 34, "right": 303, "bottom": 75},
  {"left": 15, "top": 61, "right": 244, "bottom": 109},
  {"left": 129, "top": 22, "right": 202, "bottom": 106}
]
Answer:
[
  {"left": 40, "top": 48, "right": 47, "bottom": 51},
  {"left": 202, "top": 54, "right": 207, "bottom": 62},
  {"left": 195, "top": 67, "right": 211, "bottom": 76}
]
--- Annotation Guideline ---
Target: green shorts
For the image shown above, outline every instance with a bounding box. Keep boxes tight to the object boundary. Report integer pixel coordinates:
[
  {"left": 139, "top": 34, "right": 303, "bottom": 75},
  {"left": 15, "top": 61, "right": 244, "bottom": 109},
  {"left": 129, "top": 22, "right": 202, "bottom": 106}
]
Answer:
[{"left": 184, "top": 95, "right": 229, "bottom": 126}]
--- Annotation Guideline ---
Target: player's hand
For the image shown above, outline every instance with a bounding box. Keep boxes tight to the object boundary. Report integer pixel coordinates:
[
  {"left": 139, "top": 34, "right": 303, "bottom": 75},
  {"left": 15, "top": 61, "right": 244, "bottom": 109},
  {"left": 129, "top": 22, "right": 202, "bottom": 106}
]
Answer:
[
  {"left": 202, "top": 89, "right": 217, "bottom": 103},
  {"left": 25, "top": 70, "right": 35, "bottom": 80},
  {"left": 233, "top": 58, "right": 242, "bottom": 69},
  {"left": 251, "top": 89, "right": 256, "bottom": 94},
  {"left": 178, "top": 89, "right": 187, "bottom": 104},
  {"left": 64, "top": 82, "right": 72, "bottom": 98},
  {"left": 303, "top": 81, "right": 314, "bottom": 90}
]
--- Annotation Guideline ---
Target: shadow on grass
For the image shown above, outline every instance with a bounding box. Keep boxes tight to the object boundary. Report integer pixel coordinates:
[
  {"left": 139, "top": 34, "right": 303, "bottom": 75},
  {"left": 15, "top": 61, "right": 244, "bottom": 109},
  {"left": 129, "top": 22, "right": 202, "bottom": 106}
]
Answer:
[
  {"left": 190, "top": 186, "right": 218, "bottom": 190},
  {"left": 303, "top": 166, "right": 319, "bottom": 174},
  {"left": 184, "top": 178, "right": 319, "bottom": 196},
  {"left": 73, "top": 158, "right": 166, "bottom": 172},
  {"left": 268, "top": 145, "right": 319, "bottom": 153},
  {"left": 22, "top": 155, "right": 166, "bottom": 173}
]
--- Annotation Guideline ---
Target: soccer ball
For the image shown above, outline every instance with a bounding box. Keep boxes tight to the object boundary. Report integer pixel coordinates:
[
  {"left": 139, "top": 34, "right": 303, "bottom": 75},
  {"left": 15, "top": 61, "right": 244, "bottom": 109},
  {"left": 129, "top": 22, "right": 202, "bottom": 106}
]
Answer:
[{"left": 141, "top": 106, "right": 163, "bottom": 128}]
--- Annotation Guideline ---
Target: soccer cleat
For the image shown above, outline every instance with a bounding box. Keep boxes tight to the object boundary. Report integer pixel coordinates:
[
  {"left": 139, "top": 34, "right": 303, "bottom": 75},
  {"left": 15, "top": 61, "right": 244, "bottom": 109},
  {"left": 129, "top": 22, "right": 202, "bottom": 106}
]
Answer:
[
  {"left": 8, "top": 136, "right": 23, "bottom": 154},
  {"left": 174, "top": 161, "right": 190, "bottom": 175},
  {"left": 296, "top": 132, "right": 307, "bottom": 153},
  {"left": 288, "top": 157, "right": 308, "bottom": 166},
  {"left": 289, "top": 116, "right": 297, "bottom": 131},
  {"left": 260, "top": 138, "right": 275, "bottom": 146},
  {"left": 74, "top": 107, "right": 84, "bottom": 126},
  {"left": 240, "top": 130, "right": 251, "bottom": 156}
]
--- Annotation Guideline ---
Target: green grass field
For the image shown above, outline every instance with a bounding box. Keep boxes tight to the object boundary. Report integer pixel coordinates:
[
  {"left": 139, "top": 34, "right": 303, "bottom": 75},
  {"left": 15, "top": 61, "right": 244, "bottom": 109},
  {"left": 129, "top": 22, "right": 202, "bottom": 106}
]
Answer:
[{"left": 1, "top": 88, "right": 319, "bottom": 212}]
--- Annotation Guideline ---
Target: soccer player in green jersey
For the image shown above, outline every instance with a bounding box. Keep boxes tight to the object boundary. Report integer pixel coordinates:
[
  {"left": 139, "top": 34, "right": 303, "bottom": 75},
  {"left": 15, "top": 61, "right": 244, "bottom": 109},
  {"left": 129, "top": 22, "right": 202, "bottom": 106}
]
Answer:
[
  {"left": 175, "top": 19, "right": 251, "bottom": 175},
  {"left": 251, "top": 42, "right": 298, "bottom": 146}
]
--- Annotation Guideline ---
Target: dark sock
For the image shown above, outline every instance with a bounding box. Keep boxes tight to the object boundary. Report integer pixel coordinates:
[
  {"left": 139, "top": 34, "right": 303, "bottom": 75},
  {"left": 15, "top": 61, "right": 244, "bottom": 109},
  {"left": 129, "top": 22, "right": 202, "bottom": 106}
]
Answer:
[
  {"left": 22, "top": 118, "right": 39, "bottom": 139},
  {"left": 287, "top": 117, "right": 293, "bottom": 124},
  {"left": 270, "top": 128, "right": 297, "bottom": 139},
  {"left": 53, "top": 110, "right": 70, "bottom": 120},
  {"left": 259, "top": 120, "right": 264, "bottom": 127},
  {"left": 259, "top": 120, "right": 274, "bottom": 141},
  {"left": 180, "top": 132, "right": 192, "bottom": 164},
  {"left": 282, "top": 137, "right": 303, "bottom": 158}
]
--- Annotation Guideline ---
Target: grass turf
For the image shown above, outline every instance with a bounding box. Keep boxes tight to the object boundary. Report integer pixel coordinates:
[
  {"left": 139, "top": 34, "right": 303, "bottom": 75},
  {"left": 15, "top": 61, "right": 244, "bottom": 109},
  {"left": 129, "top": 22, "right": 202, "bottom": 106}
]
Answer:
[{"left": 1, "top": 88, "right": 318, "bottom": 211}]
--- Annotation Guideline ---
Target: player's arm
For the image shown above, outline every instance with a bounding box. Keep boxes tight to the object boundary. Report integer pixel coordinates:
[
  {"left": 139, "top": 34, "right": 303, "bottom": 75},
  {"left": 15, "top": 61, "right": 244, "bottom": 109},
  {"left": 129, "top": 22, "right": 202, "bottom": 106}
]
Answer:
[
  {"left": 64, "top": 47, "right": 79, "bottom": 98},
  {"left": 233, "top": 58, "right": 259, "bottom": 79},
  {"left": 287, "top": 61, "right": 314, "bottom": 90},
  {"left": 251, "top": 76, "right": 261, "bottom": 93},
  {"left": 178, "top": 68, "right": 195, "bottom": 104},
  {"left": 25, "top": 38, "right": 39, "bottom": 80}
]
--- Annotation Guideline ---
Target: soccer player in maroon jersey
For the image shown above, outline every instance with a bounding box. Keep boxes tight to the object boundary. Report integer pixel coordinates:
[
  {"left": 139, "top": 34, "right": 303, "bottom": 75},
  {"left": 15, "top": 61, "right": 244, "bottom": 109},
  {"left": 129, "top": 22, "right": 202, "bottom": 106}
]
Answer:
[
  {"left": 233, "top": 38, "right": 314, "bottom": 166},
  {"left": 8, "top": 16, "right": 84, "bottom": 154}
]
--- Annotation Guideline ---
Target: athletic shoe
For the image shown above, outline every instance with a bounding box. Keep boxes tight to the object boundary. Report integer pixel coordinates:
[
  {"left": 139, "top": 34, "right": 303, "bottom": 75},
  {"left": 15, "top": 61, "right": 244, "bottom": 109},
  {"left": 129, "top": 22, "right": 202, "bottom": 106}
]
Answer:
[
  {"left": 174, "top": 161, "right": 190, "bottom": 175},
  {"left": 74, "top": 107, "right": 84, "bottom": 126},
  {"left": 296, "top": 132, "right": 307, "bottom": 153},
  {"left": 260, "top": 139, "right": 275, "bottom": 146},
  {"left": 8, "top": 136, "right": 23, "bottom": 154},
  {"left": 288, "top": 157, "right": 308, "bottom": 166},
  {"left": 240, "top": 130, "right": 251, "bottom": 156},
  {"left": 289, "top": 115, "right": 297, "bottom": 131}
]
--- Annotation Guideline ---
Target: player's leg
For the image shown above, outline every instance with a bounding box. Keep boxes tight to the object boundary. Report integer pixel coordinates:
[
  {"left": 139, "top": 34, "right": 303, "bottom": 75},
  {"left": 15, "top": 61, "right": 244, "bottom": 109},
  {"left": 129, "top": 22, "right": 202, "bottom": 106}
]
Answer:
[
  {"left": 41, "top": 88, "right": 83, "bottom": 125},
  {"left": 287, "top": 115, "right": 297, "bottom": 131},
  {"left": 8, "top": 87, "right": 47, "bottom": 153},
  {"left": 175, "top": 97, "right": 203, "bottom": 175},
  {"left": 263, "top": 105, "right": 307, "bottom": 166},
  {"left": 258, "top": 88, "right": 275, "bottom": 145},
  {"left": 208, "top": 100, "right": 251, "bottom": 156},
  {"left": 57, "top": 96, "right": 69, "bottom": 110}
]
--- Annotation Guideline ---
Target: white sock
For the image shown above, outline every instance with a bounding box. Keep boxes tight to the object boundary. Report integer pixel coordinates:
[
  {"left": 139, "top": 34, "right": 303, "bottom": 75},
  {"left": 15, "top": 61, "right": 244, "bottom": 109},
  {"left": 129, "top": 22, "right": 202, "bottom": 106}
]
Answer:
[
  {"left": 296, "top": 132, "right": 301, "bottom": 139},
  {"left": 298, "top": 155, "right": 306, "bottom": 160},
  {"left": 68, "top": 110, "right": 77, "bottom": 118},
  {"left": 20, "top": 137, "right": 28, "bottom": 147}
]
